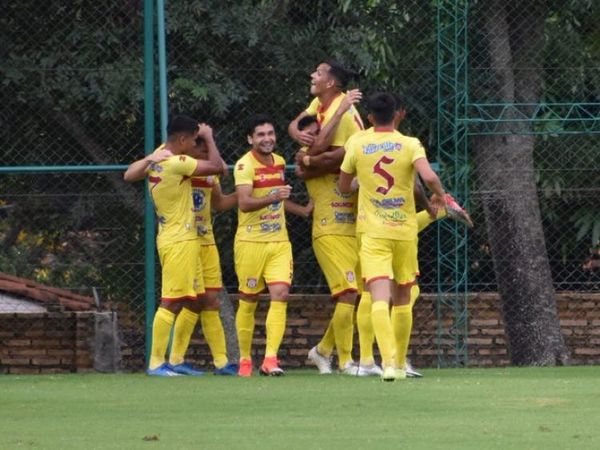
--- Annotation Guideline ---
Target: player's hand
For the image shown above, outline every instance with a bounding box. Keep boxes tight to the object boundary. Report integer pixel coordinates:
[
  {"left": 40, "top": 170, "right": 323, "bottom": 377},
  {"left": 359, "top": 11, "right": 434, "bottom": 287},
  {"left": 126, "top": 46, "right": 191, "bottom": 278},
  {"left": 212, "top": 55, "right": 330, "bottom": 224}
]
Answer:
[
  {"left": 295, "top": 150, "right": 307, "bottom": 167},
  {"left": 430, "top": 193, "right": 447, "bottom": 213},
  {"left": 294, "top": 130, "right": 315, "bottom": 147},
  {"left": 146, "top": 149, "right": 173, "bottom": 163},
  {"left": 350, "top": 177, "right": 360, "bottom": 192},
  {"left": 340, "top": 89, "right": 362, "bottom": 111},
  {"left": 294, "top": 165, "right": 306, "bottom": 179},
  {"left": 303, "top": 199, "right": 314, "bottom": 218},
  {"left": 425, "top": 202, "right": 438, "bottom": 220},
  {"left": 273, "top": 185, "right": 292, "bottom": 201},
  {"left": 197, "top": 123, "right": 214, "bottom": 140}
]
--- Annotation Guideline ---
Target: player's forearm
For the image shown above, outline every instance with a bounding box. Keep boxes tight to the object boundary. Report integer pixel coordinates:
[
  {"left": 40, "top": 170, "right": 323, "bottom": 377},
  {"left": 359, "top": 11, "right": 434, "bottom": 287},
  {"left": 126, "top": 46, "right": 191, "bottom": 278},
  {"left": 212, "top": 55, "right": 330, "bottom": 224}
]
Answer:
[
  {"left": 337, "top": 172, "right": 354, "bottom": 194},
  {"left": 123, "top": 158, "right": 152, "bottom": 182},
  {"left": 238, "top": 193, "right": 278, "bottom": 213},
  {"left": 284, "top": 199, "right": 310, "bottom": 218},
  {"left": 423, "top": 175, "right": 445, "bottom": 198},
  {"left": 413, "top": 177, "right": 430, "bottom": 210},
  {"left": 307, "top": 110, "right": 344, "bottom": 155},
  {"left": 213, "top": 193, "right": 237, "bottom": 211}
]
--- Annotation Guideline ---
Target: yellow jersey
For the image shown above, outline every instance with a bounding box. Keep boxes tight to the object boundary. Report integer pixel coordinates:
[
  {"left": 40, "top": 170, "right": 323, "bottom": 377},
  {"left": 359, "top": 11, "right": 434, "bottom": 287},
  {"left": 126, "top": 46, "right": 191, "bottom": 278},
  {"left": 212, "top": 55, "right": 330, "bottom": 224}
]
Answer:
[
  {"left": 147, "top": 152, "right": 198, "bottom": 249},
  {"left": 304, "top": 93, "right": 363, "bottom": 239},
  {"left": 191, "top": 175, "right": 220, "bottom": 245},
  {"left": 341, "top": 128, "right": 426, "bottom": 241},
  {"left": 234, "top": 150, "right": 288, "bottom": 243}
]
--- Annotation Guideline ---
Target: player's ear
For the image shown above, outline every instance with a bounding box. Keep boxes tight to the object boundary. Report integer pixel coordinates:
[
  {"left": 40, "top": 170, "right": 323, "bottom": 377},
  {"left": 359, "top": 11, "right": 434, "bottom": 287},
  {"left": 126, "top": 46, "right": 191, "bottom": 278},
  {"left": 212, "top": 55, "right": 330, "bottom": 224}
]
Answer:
[
  {"left": 247, "top": 135, "right": 253, "bottom": 146},
  {"left": 367, "top": 113, "right": 375, "bottom": 126}
]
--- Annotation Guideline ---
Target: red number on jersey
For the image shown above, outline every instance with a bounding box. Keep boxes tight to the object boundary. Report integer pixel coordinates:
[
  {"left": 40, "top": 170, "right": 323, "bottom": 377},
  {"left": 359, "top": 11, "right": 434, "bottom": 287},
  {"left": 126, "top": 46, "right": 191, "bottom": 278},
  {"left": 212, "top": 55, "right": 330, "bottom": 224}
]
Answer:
[{"left": 373, "top": 156, "right": 395, "bottom": 195}]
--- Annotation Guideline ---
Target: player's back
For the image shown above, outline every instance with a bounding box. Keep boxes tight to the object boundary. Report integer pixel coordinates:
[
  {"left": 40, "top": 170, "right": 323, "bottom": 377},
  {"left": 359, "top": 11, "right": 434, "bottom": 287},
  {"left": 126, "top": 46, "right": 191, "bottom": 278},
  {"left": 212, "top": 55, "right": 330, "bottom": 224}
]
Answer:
[
  {"left": 148, "top": 154, "right": 198, "bottom": 249},
  {"left": 345, "top": 129, "right": 425, "bottom": 241}
]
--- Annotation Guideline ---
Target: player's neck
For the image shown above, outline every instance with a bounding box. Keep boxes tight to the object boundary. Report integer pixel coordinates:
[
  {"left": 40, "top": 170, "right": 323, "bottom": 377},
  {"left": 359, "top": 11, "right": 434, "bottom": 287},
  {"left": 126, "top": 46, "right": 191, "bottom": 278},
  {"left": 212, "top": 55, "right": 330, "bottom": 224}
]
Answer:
[
  {"left": 317, "top": 90, "right": 341, "bottom": 108},
  {"left": 251, "top": 149, "right": 274, "bottom": 166},
  {"left": 164, "top": 140, "right": 183, "bottom": 155},
  {"left": 374, "top": 123, "right": 395, "bottom": 132}
]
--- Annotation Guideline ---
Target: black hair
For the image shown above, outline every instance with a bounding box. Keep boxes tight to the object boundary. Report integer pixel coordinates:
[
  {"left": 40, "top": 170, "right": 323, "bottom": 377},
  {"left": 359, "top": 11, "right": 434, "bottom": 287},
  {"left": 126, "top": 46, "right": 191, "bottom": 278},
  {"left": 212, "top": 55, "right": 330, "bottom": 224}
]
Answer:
[
  {"left": 324, "top": 59, "right": 359, "bottom": 90},
  {"left": 366, "top": 92, "right": 396, "bottom": 124},
  {"left": 246, "top": 113, "right": 275, "bottom": 136},
  {"left": 297, "top": 115, "right": 319, "bottom": 131},
  {"left": 393, "top": 94, "right": 408, "bottom": 112},
  {"left": 167, "top": 115, "right": 198, "bottom": 137}
]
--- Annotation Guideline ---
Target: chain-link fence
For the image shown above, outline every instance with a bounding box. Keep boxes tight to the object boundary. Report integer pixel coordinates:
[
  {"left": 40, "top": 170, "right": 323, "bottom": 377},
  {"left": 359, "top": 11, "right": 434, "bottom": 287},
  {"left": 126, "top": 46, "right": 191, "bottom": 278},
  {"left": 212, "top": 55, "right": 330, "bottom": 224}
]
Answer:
[{"left": 1, "top": 1, "right": 598, "bottom": 370}]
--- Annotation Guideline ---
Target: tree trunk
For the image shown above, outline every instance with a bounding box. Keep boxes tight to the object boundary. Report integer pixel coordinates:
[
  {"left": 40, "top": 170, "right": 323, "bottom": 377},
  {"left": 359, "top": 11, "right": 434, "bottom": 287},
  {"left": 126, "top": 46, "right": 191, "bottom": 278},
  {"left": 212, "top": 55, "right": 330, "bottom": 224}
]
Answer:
[{"left": 471, "top": 0, "right": 570, "bottom": 365}]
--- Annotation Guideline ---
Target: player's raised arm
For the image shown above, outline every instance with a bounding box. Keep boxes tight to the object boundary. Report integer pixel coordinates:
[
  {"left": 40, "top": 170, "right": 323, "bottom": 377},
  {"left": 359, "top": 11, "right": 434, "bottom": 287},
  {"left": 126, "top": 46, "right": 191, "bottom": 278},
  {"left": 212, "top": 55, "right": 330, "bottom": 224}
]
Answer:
[
  {"left": 308, "top": 89, "right": 362, "bottom": 156},
  {"left": 123, "top": 148, "right": 173, "bottom": 182},
  {"left": 191, "top": 123, "right": 223, "bottom": 176}
]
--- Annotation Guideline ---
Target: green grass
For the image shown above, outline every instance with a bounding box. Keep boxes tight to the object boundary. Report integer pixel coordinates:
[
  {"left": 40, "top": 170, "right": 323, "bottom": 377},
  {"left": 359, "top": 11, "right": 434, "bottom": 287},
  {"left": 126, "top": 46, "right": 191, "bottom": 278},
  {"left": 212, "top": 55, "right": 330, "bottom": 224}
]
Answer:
[{"left": 1, "top": 367, "right": 600, "bottom": 450}]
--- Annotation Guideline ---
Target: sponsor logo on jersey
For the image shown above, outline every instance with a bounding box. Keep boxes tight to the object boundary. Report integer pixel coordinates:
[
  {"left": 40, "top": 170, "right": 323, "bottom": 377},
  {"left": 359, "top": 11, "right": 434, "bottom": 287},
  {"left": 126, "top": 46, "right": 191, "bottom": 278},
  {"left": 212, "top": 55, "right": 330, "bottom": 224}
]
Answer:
[
  {"left": 362, "top": 141, "right": 403, "bottom": 155},
  {"left": 370, "top": 197, "right": 405, "bottom": 209}
]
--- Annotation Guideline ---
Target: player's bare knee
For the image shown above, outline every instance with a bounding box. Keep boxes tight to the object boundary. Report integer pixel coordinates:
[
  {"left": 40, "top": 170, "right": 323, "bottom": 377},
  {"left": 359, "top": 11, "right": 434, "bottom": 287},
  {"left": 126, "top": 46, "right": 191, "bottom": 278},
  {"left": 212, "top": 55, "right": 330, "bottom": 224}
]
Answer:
[
  {"left": 268, "top": 284, "right": 289, "bottom": 301},
  {"left": 202, "top": 292, "right": 220, "bottom": 311},
  {"left": 337, "top": 291, "right": 358, "bottom": 305}
]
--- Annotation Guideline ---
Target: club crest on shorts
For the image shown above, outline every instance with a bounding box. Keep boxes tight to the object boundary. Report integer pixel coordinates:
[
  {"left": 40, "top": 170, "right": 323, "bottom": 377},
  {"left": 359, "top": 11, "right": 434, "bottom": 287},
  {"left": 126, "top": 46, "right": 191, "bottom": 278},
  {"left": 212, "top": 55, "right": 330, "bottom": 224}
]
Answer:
[
  {"left": 247, "top": 278, "right": 258, "bottom": 288},
  {"left": 346, "top": 271, "right": 355, "bottom": 282}
]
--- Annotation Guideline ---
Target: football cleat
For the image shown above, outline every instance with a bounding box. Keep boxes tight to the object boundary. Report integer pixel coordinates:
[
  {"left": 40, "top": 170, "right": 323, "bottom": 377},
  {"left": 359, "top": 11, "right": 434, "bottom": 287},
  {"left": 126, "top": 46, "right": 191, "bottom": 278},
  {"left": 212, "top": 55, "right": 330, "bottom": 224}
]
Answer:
[
  {"left": 405, "top": 359, "right": 423, "bottom": 378},
  {"left": 168, "top": 363, "right": 205, "bottom": 376},
  {"left": 259, "top": 356, "right": 285, "bottom": 376},
  {"left": 146, "top": 363, "right": 182, "bottom": 377},
  {"left": 444, "top": 193, "right": 474, "bottom": 228},
  {"left": 214, "top": 362, "right": 239, "bottom": 376},
  {"left": 357, "top": 363, "right": 383, "bottom": 377},
  {"left": 308, "top": 346, "right": 333, "bottom": 374},
  {"left": 238, "top": 358, "right": 253, "bottom": 377},
  {"left": 339, "top": 361, "right": 359, "bottom": 376}
]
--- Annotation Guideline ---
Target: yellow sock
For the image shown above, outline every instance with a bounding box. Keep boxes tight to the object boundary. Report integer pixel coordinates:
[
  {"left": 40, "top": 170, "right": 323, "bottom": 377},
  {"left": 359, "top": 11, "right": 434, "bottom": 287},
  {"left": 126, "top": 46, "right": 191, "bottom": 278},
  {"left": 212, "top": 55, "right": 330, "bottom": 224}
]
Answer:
[
  {"left": 371, "top": 301, "right": 395, "bottom": 368},
  {"left": 332, "top": 302, "right": 355, "bottom": 368},
  {"left": 236, "top": 300, "right": 258, "bottom": 360},
  {"left": 409, "top": 284, "right": 421, "bottom": 309},
  {"left": 265, "top": 301, "right": 287, "bottom": 358},
  {"left": 357, "top": 292, "right": 375, "bottom": 365},
  {"left": 149, "top": 307, "right": 175, "bottom": 369},
  {"left": 391, "top": 304, "right": 413, "bottom": 369},
  {"left": 416, "top": 208, "right": 447, "bottom": 233},
  {"left": 318, "top": 321, "right": 335, "bottom": 357},
  {"left": 169, "top": 307, "right": 199, "bottom": 366},
  {"left": 201, "top": 310, "right": 228, "bottom": 368}
]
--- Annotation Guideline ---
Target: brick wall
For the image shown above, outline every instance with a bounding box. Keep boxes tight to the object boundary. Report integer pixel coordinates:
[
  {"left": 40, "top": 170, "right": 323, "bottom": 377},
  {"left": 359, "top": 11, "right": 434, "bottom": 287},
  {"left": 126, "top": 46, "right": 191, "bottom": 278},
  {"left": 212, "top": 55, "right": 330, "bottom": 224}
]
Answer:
[
  {"left": 1, "top": 292, "right": 598, "bottom": 373},
  {"left": 0, "top": 312, "right": 95, "bottom": 374},
  {"left": 186, "top": 292, "right": 600, "bottom": 370}
]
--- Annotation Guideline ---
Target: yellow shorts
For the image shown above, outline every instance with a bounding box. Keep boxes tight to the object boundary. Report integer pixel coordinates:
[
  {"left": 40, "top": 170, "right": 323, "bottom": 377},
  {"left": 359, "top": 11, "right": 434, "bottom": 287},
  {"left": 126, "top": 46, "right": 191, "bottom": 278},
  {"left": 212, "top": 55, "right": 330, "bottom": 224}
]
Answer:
[
  {"left": 313, "top": 235, "right": 361, "bottom": 297},
  {"left": 360, "top": 235, "right": 419, "bottom": 286},
  {"left": 158, "top": 239, "right": 204, "bottom": 301},
  {"left": 200, "top": 243, "right": 223, "bottom": 291},
  {"left": 234, "top": 240, "right": 293, "bottom": 296}
]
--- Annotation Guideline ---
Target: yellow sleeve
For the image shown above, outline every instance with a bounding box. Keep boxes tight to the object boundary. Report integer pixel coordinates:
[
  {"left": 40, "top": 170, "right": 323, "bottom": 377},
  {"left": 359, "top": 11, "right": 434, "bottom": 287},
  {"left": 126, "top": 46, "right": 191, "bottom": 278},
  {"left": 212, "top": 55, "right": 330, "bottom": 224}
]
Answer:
[
  {"left": 169, "top": 155, "right": 197, "bottom": 176},
  {"left": 234, "top": 157, "right": 254, "bottom": 186},
  {"left": 411, "top": 139, "right": 427, "bottom": 163},
  {"left": 340, "top": 139, "right": 357, "bottom": 174},
  {"left": 305, "top": 97, "right": 320, "bottom": 115}
]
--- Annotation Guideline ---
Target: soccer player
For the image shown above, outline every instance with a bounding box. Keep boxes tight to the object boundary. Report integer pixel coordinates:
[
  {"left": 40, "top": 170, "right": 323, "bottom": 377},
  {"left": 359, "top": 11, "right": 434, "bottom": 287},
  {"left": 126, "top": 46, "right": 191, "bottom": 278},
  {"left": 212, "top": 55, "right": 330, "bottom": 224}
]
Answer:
[
  {"left": 338, "top": 92, "right": 446, "bottom": 381},
  {"left": 288, "top": 60, "right": 365, "bottom": 375},
  {"left": 124, "top": 132, "right": 238, "bottom": 375},
  {"left": 234, "top": 114, "right": 312, "bottom": 377},
  {"left": 354, "top": 94, "right": 473, "bottom": 378},
  {"left": 129, "top": 115, "right": 224, "bottom": 376}
]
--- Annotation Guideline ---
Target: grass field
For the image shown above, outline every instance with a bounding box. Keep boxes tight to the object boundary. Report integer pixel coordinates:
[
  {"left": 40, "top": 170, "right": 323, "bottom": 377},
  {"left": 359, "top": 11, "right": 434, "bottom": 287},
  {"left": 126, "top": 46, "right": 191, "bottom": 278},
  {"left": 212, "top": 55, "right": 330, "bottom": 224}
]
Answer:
[{"left": 1, "top": 366, "right": 599, "bottom": 450}]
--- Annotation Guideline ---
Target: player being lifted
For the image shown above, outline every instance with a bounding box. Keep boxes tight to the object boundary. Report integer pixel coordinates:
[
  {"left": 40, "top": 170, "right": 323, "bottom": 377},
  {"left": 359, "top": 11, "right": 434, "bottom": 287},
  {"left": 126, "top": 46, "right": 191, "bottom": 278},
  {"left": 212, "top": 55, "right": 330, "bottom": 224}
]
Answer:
[
  {"left": 234, "top": 114, "right": 313, "bottom": 377},
  {"left": 339, "top": 93, "right": 447, "bottom": 381},
  {"left": 288, "top": 60, "right": 365, "bottom": 375},
  {"left": 123, "top": 115, "right": 225, "bottom": 376}
]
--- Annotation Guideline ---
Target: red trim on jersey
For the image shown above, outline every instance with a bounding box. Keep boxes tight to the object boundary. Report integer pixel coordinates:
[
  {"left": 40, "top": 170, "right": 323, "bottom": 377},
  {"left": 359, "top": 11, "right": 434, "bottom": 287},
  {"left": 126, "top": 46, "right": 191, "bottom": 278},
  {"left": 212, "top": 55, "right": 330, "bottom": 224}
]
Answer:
[
  {"left": 204, "top": 287, "right": 223, "bottom": 292},
  {"left": 238, "top": 290, "right": 263, "bottom": 297},
  {"left": 148, "top": 175, "right": 162, "bottom": 184},
  {"left": 191, "top": 178, "right": 214, "bottom": 188},
  {"left": 160, "top": 295, "right": 198, "bottom": 302},
  {"left": 317, "top": 93, "right": 343, "bottom": 124},
  {"left": 365, "top": 275, "right": 390, "bottom": 285},
  {"left": 397, "top": 274, "right": 420, "bottom": 287},
  {"left": 331, "top": 288, "right": 359, "bottom": 299},
  {"left": 253, "top": 178, "right": 286, "bottom": 188},
  {"left": 374, "top": 126, "right": 395, "bottom": 132},
  {"left": 254, "top": 165, "right": 285, "bottom": 175}
]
